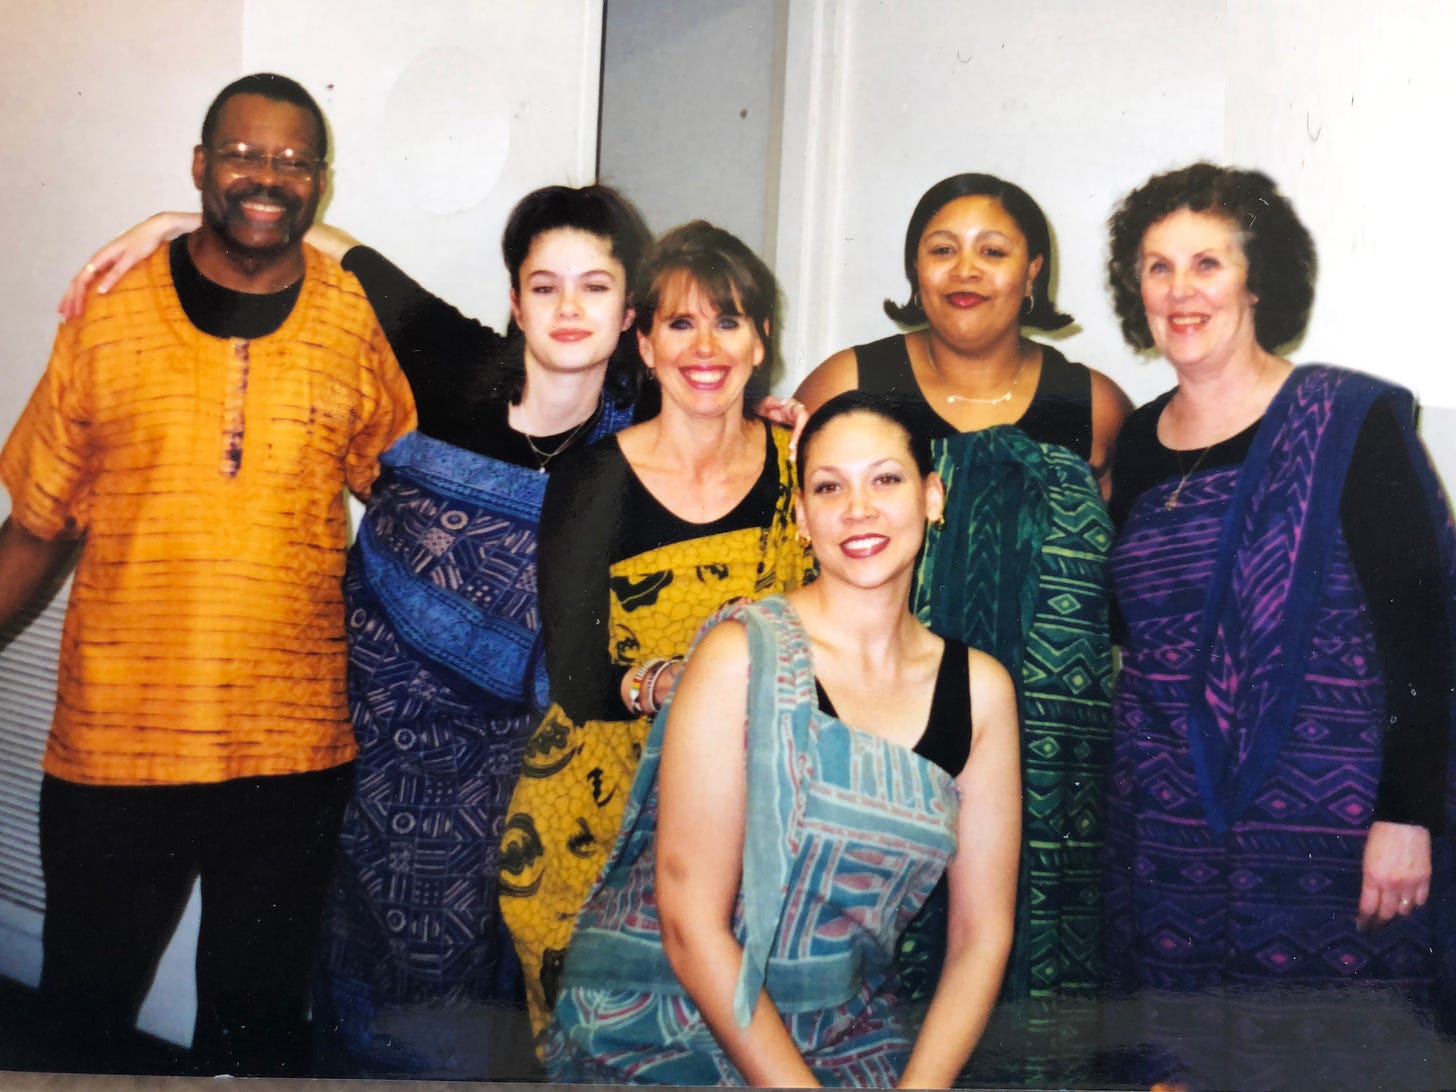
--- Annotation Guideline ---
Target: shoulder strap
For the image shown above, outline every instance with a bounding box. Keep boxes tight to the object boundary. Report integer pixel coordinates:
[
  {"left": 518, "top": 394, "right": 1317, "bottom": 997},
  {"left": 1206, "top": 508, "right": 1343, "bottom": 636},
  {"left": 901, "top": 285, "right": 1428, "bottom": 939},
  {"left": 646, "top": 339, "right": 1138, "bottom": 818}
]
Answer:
[{"left": 731, "top": 596, "right": 816, "bottom": 1027}]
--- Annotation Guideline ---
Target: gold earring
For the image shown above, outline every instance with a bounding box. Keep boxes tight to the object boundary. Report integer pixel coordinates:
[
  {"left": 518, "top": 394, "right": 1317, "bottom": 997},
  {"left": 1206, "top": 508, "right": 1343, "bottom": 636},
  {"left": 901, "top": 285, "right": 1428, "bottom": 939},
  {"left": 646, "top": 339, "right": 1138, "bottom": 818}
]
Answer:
[
  {"left": 930, "top": 512, "right": 946, "bottom": 533},
  {"left": 796, "top": 530, "right": 812, "bottom": 550}
]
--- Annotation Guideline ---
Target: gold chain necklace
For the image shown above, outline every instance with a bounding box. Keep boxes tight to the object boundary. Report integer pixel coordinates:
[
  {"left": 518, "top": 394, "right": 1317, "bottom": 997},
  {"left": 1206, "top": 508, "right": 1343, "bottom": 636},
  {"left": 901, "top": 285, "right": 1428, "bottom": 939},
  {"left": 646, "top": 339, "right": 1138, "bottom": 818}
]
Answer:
[
  {"left": 927, "top": 337, "right": 1026, "bottom": 406},
  {"left": 1164, "top": 443, "right": 1214, "bottom": 510}
]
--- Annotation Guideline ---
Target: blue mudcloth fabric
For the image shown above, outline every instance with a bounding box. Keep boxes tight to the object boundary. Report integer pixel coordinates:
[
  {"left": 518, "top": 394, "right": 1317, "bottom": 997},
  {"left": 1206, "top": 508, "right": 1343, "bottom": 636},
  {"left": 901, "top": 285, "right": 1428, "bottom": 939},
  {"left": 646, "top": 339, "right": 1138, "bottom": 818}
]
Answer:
[
  {"left": 546, "top": 595, "right": 960, "bottom": 1086},
  {"left": 317, "top": 408, "right": 630, "bottom": 1080}
]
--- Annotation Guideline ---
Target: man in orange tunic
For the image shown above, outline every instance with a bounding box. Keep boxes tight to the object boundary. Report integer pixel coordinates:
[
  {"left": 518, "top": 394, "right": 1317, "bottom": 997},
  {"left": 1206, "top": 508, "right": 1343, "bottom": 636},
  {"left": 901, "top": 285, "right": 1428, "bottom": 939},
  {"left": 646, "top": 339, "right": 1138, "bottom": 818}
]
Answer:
[{"left": 0, "top": 73, "right": 415, "bottom": 1076}]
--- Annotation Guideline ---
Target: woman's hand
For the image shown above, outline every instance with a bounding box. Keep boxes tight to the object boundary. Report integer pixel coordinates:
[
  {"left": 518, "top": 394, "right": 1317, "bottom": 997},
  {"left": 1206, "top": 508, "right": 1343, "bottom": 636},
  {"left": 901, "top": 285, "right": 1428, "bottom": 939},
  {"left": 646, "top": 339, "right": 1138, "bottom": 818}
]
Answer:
[
  {"left": 617, "top": 656, "right": 685, "bottom": 718},
  {"left": 58, "top": 212, "right": 200, "bottom": 321},
  {"left": 755, "top": 395, "right": 809, "bottom": 456},
  {"left": 1357, "top": 820, "right": 1431, "bottom": 929}
]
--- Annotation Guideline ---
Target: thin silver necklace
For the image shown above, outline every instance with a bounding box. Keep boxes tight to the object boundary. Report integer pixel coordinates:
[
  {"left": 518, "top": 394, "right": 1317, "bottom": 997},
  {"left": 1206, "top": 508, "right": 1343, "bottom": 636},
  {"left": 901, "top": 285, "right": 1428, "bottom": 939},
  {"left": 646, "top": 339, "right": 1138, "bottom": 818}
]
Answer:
[
  {"left": 523, "top": 395, "right": 602, "bottom": 473},
  {"left": 927, "top": 337, "right": 1026, "bottom": 406}
]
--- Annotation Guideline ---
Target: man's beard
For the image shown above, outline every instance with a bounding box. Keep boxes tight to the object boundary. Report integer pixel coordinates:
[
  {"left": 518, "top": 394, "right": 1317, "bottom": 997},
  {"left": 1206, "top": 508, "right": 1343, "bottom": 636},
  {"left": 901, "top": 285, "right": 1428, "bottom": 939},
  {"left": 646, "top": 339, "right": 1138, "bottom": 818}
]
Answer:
[{"left": 204, "top": 182, "right": 309, "bottom": 257}]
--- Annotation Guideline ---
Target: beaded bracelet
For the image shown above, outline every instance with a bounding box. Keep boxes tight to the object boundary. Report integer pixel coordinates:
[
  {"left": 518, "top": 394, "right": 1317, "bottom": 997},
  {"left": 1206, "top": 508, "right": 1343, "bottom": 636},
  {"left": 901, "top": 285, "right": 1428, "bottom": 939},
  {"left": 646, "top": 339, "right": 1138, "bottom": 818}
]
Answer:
[
  {"left": 626, "top": 659, "right": 654, "bottom": 717},
  {"left": 639, "top": 657, "right": 670, "bottom": 716}
]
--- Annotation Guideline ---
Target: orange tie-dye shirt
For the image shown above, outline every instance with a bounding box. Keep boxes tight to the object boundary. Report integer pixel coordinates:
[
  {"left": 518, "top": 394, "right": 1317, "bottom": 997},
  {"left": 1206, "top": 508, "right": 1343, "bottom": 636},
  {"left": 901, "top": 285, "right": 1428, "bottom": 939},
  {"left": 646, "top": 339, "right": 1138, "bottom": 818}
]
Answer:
[{"left": 0, "top": 244, "right": 417, "bottom": 786}]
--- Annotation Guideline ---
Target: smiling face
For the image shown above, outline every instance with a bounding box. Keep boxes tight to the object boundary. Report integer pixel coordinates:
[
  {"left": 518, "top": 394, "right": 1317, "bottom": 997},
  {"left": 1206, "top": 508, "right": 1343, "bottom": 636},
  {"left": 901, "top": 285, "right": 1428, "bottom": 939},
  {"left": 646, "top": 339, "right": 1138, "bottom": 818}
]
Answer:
[
  {"left": 796, "top": 410, "right": 944, "bottom": 592},
  {"left": 510, "top": 227, "right": 633, "bottom": 378},
  {"left": 192, "top": 92, "right": 325, "bottom": 260},
  {"left": 915, "top": 195, "right": 1043, "bottom": 353},
  {"left": 1138, "top": 207, "right": 1260, "bottom": 374},
  {"left": 638, "top": 271, "right": 766, "bottom": 419}
]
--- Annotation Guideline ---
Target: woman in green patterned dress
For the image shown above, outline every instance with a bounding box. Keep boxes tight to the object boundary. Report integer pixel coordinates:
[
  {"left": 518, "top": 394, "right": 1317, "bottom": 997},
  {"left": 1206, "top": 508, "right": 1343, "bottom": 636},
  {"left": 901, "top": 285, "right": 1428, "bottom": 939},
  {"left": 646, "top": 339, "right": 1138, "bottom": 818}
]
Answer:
[{"left": 797, "top": 173, "right": 1131, "bottom": 1085}]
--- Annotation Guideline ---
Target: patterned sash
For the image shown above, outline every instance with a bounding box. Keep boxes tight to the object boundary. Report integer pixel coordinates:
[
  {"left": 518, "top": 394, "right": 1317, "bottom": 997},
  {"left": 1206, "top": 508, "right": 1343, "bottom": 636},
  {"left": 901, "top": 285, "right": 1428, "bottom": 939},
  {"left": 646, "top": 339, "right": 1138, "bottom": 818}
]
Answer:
[{"left": 1187, "top": 366, "right": 1414, "bottom": 832}]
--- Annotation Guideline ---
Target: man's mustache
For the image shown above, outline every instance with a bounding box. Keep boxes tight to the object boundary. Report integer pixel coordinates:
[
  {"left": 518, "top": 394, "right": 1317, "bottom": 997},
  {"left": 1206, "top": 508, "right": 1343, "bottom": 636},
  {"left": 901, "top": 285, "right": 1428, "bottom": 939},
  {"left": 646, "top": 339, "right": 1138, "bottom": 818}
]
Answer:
[{"left": 223, "top": 183, "right": 303, "bottom": 214}]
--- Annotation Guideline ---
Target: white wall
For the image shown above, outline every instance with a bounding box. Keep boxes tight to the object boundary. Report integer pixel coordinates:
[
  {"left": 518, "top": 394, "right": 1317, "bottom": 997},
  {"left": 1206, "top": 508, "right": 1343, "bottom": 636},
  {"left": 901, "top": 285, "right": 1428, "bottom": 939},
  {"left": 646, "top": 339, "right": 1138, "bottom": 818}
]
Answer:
[
  {"left": 1221, "top": 0, "right": 1456, "bottom": 460},
  {"left": 4, "top": 0, "right": 1454, "bottom": 1057},
  {"left": 773, "top": 0, "right": 1456, "bottom": 444},
  {"left": 774, "top": 0, "right": 1226, "bottom": 404},
  {"left": 0, "top": 0, "right": 602, "bottom": 1047},
  {"left": 599, "top": 0, "right": 784, "bottom": 252}
]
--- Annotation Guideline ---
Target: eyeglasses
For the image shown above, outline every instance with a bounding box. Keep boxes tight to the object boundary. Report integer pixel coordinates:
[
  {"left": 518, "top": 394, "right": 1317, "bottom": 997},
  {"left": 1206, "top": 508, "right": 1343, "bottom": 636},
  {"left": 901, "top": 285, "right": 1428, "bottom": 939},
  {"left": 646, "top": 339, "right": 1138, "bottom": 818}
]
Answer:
[{"left": 208, "top": 143, "right": 323, "bottom": 180}]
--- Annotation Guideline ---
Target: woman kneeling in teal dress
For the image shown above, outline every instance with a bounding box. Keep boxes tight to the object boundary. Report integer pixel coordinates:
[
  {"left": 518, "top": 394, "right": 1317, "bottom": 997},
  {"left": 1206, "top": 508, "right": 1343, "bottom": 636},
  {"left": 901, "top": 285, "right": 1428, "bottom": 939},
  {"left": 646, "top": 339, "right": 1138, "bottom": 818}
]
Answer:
[{"left": 547, "top": 392, "right": 1022, "bottom": 1087}]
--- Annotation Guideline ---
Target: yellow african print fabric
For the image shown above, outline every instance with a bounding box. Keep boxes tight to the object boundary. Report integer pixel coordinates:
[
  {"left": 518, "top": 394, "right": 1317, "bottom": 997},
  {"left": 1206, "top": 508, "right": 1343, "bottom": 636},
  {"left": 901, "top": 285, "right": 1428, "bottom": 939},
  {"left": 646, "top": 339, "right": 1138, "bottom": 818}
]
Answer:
[
  {"left": 499, "top": 428, "right": 810, "bottom": 1042},
  {"left": 0, "top": 244, "right": 416, "bottom": 786}
]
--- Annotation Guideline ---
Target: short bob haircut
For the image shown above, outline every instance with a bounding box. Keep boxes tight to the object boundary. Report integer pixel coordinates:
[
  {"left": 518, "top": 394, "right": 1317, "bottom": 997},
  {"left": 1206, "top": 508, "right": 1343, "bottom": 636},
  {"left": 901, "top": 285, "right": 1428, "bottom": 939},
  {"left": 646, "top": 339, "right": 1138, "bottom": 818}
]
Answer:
[
  {"left": 884, "top": 173, "right": 1073, "bottom": 332},
  {"left": 494, "top": 184, "right": 652, "bottom": 407},
  {"left": 634, "top": 221, "right": 777, "bottom": 416},
  {"left": 796, "top": 390, "right": 935, "bottom": 485},
  {"left": 1107, "top": 162, "right": 1317, "bottom": 352},
  {"left": 201, "top": 73, "right": 329, "bottom": 160},
  {"left": 635, "top": 220, "right": 776, "bottom": 353}
]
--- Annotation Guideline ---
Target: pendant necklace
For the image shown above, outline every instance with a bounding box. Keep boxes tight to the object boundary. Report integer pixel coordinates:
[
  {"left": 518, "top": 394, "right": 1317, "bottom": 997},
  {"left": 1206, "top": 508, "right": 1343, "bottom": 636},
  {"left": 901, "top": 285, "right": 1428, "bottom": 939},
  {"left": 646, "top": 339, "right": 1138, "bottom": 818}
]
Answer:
[
  {"left": 1164, "top": 443, "right": 1214, "bottom": 510},
  {"left": 524, "top": 395, "right": 602, "bottom": 473},
  {"left": 928, "top": 338, "right": 1026, "bottom": 406}
]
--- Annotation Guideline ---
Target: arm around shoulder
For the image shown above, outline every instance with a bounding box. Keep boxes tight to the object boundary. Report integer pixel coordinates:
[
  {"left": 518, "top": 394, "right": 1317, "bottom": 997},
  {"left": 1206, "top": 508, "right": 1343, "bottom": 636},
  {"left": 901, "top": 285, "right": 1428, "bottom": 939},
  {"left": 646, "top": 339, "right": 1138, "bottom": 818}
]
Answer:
[
  {"left": 899, "top": 649, "right": 1020, "bottom": 1089},
  {"left": 343, "top": 318, "right": 417, "bottom": 500},
  {"left": 59, "top": 212, "right": 200, "bottom": 320},
  {"left": 304, "top": 223, "right": 364, "bottom": 263}
]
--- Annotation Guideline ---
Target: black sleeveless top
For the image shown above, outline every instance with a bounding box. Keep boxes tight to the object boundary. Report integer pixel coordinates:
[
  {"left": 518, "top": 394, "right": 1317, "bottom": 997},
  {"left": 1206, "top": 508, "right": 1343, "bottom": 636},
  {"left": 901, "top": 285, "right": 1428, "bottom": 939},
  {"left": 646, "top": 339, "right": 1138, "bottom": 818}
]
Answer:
[
  {"left": 853, "top": 333, "right": 1093, "bottom": 459},
  {"left": 814, "top": 638, "right": 971, "bottom": 778}
]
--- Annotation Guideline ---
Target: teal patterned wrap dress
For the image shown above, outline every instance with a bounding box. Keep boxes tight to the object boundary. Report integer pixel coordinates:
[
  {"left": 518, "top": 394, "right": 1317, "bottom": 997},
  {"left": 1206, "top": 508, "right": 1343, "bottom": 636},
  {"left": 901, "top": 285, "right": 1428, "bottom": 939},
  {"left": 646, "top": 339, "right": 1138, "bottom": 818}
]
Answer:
[
  {"left": 905, "top": 424, "right": 1113, "bottom": 1085},
  {"left": 545, "top": 595, "right": 961, "bottom": 1085}
]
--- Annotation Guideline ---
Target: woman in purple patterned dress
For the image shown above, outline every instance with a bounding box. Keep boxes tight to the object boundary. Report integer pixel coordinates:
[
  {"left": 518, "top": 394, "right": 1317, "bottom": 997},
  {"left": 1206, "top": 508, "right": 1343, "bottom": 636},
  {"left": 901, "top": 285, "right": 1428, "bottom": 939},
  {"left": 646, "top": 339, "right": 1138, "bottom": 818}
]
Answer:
[{"left": 1102, "top": 163, "right": 1456, "bottom": 1089}]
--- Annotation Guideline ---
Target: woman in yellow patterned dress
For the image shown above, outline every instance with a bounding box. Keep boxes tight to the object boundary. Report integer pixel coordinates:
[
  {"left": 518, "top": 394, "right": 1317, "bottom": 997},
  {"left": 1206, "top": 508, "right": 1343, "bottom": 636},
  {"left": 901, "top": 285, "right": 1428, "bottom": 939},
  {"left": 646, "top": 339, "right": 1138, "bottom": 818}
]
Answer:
[{"left": 499, "top": 221, "right": 813, "bottom": 1040}]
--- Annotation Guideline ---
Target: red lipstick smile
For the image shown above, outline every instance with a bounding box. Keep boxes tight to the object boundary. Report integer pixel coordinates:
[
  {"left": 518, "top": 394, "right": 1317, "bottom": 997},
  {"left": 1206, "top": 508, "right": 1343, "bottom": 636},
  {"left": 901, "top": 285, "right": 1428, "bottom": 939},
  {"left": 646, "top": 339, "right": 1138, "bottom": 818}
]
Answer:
[
  {"left": 946, "top": 292, "right": 987, "bottom": 309},
  {"left": 839, "top": 533, "right": 889, "bottom": 558},
  {"left": 681, "top": 366, "right": 730, "bottom": 390}
]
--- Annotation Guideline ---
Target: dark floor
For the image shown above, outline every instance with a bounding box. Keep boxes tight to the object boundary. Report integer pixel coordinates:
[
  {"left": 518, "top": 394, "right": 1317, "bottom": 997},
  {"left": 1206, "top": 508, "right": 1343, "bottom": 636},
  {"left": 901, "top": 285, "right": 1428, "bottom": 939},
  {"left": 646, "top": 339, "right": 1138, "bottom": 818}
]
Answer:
[{"left": 0, "top": 975, "right": 191, "bottom": 1077}]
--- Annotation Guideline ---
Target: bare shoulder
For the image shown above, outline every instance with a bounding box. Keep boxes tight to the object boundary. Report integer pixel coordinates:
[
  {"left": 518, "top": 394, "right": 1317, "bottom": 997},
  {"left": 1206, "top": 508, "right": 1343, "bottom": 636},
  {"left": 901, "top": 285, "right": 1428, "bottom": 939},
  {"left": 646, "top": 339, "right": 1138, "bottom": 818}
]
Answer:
[
  {"left": 665, "top": 620, "right": 751, "bottom": 753},
  {"left": 681, "top": 618, "right": 751, "bottom": 685},
  {"left": 794, "top": 347, "right": 859, "bottom": 412},
  {"left": 966, "top": 647, "right": 1014, "bottom": 695},
  {"left": 1088, "top": 368, "right": 1134, "bottom": 432},
  {"left": 966, "top": 648, "right": 1017, "bottom": 728},
  {"left": 1086, "top": 367, "right": 1134, "bottom": 484}
]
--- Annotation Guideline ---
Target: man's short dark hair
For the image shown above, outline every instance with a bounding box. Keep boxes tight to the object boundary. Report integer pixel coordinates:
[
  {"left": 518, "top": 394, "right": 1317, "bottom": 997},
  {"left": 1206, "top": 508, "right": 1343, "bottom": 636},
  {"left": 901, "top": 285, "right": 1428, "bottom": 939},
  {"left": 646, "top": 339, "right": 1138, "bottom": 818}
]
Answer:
[{"left": 200, "top": 73, "right": 328, "bottom": 159}]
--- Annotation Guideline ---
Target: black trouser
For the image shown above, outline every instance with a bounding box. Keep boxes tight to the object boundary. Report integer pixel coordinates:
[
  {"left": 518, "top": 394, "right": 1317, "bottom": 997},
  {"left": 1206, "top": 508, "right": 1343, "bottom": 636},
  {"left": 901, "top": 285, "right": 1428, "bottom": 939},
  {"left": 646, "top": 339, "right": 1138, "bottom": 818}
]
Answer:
[{"left": 36, "top": 764, "right": 352, "bottom": 1076}]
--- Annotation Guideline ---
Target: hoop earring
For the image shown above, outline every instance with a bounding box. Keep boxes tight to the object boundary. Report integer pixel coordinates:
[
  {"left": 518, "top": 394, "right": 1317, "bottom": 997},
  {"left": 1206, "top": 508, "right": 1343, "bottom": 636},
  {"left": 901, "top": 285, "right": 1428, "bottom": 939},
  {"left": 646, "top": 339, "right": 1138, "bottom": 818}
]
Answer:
[
  {"left": 1022, "top": 288, "right": 1036, "bottom": 315},
  {"left": 912, "top": 289, "right": 921, "bottom": 310}
]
